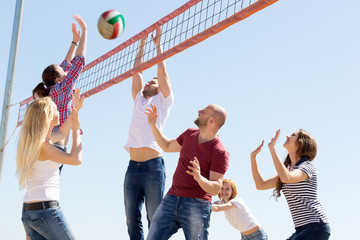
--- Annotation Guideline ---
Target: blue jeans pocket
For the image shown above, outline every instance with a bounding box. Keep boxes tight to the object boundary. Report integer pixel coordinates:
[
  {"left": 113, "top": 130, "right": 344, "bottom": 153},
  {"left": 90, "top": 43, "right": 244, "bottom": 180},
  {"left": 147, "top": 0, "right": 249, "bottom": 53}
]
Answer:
[{"left": 191, "top": 197, "right": 211, "bottom": 206}]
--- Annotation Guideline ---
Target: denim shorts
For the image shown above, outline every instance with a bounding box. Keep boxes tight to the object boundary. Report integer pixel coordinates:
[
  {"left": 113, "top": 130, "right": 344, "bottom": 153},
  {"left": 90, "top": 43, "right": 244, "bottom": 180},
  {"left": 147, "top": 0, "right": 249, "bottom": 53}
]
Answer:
[{"left": 22, "top": 204, "right": 75, "bottom": 240}]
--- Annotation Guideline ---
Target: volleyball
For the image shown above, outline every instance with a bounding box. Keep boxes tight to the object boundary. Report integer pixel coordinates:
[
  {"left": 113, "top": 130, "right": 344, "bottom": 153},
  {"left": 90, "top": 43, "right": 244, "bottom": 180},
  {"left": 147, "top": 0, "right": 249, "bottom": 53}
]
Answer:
[{"left": 97, "top": 10, "right": 125, "bottom": 40}]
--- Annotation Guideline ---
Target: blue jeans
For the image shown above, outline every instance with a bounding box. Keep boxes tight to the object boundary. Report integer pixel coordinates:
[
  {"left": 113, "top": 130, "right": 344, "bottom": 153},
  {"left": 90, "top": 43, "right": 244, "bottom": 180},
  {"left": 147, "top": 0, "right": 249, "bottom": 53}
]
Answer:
[
  {"left": 124, "top": 157, "right": 165, "bottom": 240},
  {"left": 287, "top": 222, "right": 330, "bottom": 240},
  {"left": 241, "top": 227, "right": 268, "bottom": 240},
  {"left": 146, "top": 194, "right": 212, "bottom": 240},
  {"left": 22, "top": 205, "right": 75, "bottom": 240}
]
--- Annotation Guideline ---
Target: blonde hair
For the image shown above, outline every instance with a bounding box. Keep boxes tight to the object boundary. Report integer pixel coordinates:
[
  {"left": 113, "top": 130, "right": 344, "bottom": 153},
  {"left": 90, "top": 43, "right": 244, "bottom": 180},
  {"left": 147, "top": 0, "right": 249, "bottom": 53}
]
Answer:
[
  {"left": 218, "top": 179, "right": 238, "bottom": 201},
  {"left": 16, "top": 97, "right": 54, "bottom": 189}
]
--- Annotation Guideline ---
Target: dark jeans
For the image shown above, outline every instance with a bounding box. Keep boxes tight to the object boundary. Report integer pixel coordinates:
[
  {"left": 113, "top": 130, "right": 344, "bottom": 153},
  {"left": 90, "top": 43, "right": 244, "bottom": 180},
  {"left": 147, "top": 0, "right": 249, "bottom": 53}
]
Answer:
[
  {"left": 287, "top": 222, "right": 330, "bottom": 240},
  {"left": 124, "top": 157, "right": 165, "bottom": 240}
]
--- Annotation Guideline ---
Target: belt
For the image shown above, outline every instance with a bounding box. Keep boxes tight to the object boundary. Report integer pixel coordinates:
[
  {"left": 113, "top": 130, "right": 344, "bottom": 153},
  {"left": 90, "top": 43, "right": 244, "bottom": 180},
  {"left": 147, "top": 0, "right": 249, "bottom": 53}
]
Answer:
[
  {"left": 241, "top": 226, "right": 260, "bottom": 236},
  {"left": 23, "top": 201, "right": 59, "bottom": 211}
]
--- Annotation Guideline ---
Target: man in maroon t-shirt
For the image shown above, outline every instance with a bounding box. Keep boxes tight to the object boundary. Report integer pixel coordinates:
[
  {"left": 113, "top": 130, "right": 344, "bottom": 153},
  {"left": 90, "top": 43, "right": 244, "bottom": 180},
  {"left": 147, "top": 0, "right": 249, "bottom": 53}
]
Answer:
[{"left": 145, "top": 104, "right": 230, "bottom": 240}]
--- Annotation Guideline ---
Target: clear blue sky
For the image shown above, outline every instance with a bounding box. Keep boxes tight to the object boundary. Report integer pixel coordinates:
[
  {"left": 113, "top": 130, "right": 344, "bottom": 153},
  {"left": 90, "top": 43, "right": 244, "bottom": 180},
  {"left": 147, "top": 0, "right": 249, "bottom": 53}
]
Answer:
[{"left": 1, "top": 0, "right": 359, "bottom": 239}]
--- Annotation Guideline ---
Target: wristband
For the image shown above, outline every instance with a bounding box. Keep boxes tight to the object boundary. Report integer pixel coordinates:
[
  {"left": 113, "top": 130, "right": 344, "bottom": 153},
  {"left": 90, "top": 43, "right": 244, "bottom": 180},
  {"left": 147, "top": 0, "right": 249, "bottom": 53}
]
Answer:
[{"left": 72, "top": 41, "right": 78, "bottom": 46}]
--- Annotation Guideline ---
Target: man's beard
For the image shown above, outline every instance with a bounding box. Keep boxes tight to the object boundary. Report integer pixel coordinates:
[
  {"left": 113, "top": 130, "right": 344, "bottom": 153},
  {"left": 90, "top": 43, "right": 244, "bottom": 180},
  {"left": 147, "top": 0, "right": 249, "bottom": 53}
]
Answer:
[
  {"left": 194, "top": 118, "right": 207, "bottom": 128},
  {"left": 142, "top": 88, "right": 159, "bottom": 98}
]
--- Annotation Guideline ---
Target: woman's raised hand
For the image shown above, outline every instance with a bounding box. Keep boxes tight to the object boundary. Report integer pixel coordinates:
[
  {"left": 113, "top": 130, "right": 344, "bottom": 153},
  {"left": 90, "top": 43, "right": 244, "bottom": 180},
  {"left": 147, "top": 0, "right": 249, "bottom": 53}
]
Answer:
[
  {"left": 268, "top": 129, "right": 280, "bottom": 149},
  {"left": 251, "top": 140, "right": 264, "bottom": 160}
]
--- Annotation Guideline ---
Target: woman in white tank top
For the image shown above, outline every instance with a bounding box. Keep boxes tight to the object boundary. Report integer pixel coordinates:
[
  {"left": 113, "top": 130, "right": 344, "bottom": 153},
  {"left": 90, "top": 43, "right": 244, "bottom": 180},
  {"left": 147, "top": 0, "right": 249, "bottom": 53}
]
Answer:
[
  {"left": 16, "top": 89, "right": 84, "bottom": 240},
  {"left": 212, "top": 179, "right": 268, "bottom": 240}
]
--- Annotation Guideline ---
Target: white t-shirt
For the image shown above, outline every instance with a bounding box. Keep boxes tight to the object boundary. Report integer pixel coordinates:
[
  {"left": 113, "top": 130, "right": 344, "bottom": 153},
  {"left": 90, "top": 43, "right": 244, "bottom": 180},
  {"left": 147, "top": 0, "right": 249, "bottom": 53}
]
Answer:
[
  {"left": 223, "top": 197, "right": 259, "bottom": 232},
  {"left": 124, "top": 90, "right": 174, "bottom": 153},
  {"left": 23, "top": 160, "right": 62, "bottom": 202}
]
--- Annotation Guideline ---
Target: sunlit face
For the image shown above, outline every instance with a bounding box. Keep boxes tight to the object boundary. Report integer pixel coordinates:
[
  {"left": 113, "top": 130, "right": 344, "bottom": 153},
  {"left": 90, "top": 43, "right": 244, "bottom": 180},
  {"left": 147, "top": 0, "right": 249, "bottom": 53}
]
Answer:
[
  {"left": 220, "top": 182, "right": 232, "bottom": 202},
  {"left": 142, "top": 79, "right": 159, "bottom": 98},
  {"left": 54, "top": 65, "right": 67, "bottom": 84},
  {"left": 283, "top": 131, "right": 299, "bottom": 151},
  {"left": 50, "top": 102, "right": 60, "bottom": 126},
  {"left": 194, "top": 105, "right": 214, "bottom": 128}
]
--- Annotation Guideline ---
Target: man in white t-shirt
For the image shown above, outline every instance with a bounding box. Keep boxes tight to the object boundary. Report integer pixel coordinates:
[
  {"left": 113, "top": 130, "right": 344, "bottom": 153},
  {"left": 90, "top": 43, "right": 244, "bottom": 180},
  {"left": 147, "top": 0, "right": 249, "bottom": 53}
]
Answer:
[{"left": 123, "top": 27, "right": 174, "bottom": 240}]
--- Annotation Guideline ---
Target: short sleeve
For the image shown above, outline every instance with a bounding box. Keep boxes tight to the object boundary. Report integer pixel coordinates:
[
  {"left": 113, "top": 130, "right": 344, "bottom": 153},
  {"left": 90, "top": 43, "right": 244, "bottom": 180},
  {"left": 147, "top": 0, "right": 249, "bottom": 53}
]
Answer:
[
  {"left": 176, "top": 128, "right": 190, "bottom": 146},
  {"left": 210, "top": 148, "right": 230, "bottom": 174},
  {"left": 229, "top": 198, "right": 243, "bottom": 208},
  {"left": 298, "top": 161, "right": 315, "bottom": 178}
]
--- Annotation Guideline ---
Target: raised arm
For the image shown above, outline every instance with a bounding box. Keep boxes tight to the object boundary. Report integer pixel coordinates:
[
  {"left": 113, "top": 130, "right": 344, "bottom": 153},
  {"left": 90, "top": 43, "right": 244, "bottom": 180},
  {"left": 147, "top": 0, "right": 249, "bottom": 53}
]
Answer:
[
  {"left": 64, "top": 19, "right": 81, "bottom": 62},
  {"left": 152, "top": 27, "right": 172, "bottom": 98},
  {"left": 187, "top": 157, "right": 224, "bottom": 196},
  {"left": 74, "top": 15, "right": 87, "bottom": 57},
  {"left": 50, "top": 88, "right": 84, "bottom": 143},
  {"left": 250, "top": 140, "right": 278, "bottom": 190},
  {"left": 132, "top": 36, "right": 147, "bottom": 100},
  {"left": 41, "top": 127, "right": 82, "bottom": 166},
  {"left": 268, "top": 129, "right": 309, "bottom": 183},
  {"left": 41, "top": 93, "right": 82, "bottom": 165},
  {"left": 145, "top": 104, "right": 181, "bottom": 152}
]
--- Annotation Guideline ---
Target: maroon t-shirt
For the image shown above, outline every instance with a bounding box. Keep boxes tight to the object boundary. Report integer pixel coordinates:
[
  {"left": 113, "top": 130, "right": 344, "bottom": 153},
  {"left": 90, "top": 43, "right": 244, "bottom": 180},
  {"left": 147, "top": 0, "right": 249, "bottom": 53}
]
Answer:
[{"left": 167, "top": 128, "right": 230, "bottom": 202}]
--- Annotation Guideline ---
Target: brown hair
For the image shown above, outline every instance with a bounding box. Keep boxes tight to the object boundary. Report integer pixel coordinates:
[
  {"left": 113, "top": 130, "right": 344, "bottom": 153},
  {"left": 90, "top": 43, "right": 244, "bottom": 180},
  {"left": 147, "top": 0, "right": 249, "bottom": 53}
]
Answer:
[
  {"left": 218, "top": 179, "right": 238, "bottom": 201},
  {"left": 32, "top": 64, "right": 60, "bottom": 98},
  {"left": 272, "top": 129, "right": 317, "bottom": 199}
]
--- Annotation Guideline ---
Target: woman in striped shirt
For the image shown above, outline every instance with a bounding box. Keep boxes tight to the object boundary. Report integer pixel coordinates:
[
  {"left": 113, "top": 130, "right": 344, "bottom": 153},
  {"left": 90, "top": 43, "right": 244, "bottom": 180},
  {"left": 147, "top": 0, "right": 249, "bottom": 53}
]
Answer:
[{"left": 250, "top": 129, "right": 330, "bottom": 240}]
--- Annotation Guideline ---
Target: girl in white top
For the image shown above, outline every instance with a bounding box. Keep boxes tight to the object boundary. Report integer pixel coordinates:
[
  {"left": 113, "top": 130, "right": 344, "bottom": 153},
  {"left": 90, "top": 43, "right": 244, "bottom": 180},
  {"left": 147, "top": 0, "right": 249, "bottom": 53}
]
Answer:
[
  {"left": 16, "top": 89, "right": 84, "bottom": 240},
  {"left": 251, "top": 129, "right": 330, "bottom": 240},
  {"left": 212, "top": 179, "right": 268, "bottom": 240}
]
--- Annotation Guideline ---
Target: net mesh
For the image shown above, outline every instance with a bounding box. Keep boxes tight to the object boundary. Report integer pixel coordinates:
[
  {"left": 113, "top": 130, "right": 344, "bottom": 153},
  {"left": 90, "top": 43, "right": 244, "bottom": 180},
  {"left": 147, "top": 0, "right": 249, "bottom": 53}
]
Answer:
[{"left": 17, "top": 0, "right": 277, "bottom": 126}]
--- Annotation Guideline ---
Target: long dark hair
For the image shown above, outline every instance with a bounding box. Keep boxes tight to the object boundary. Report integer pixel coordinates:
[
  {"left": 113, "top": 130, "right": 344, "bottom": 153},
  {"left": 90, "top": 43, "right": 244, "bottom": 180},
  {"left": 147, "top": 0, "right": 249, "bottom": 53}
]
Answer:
[
  {"left": 272, "top": 129, "right": 317, "bottom": 199},
  {"left": 32, "top": 64, "right": 60, "bottom": 98}
]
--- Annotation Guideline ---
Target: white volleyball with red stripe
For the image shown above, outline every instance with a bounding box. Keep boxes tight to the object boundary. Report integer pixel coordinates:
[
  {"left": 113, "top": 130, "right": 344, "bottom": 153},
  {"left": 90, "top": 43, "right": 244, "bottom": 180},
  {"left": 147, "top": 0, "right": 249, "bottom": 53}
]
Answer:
[{"left": 98, "top": 10, "right": 125, "bottom": 40}]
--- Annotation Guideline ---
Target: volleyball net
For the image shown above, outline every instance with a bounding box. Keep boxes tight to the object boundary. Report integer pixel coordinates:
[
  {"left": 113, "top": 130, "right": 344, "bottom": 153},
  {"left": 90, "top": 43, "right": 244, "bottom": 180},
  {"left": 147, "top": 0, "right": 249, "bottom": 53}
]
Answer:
[{"left": 16, "top": 0, "right": 277, "bottom": 126}]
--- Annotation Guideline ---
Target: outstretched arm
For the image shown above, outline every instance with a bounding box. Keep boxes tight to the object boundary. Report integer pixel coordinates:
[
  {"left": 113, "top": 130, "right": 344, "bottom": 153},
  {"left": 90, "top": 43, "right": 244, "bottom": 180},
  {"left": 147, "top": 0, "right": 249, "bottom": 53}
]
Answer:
[
  {"left": 74, "top": 15, "right": 87, "bottom": 57},
  {"left": 152, "top": 27, "right": 172, "bottom": 98},
  {"left": 145, "top": 104, "right": 181, "bottom": 152},
  {"left": 268, "top": 129, "right": 309, "bottom": 183},
  {"left": 212, "top": 202, "right": 236, "bottom": 212},
  {"left": 132, "top": 36, "right": 147, "bottom": 100},
  {"left": 187, "top": 157, "right": 224, "bottom": 196},
  {"left": 251, "top": 140, "right": 278, "bottom": 190},
  {"left": 64, "top": 19, "right": 81, "bottom": 62}
]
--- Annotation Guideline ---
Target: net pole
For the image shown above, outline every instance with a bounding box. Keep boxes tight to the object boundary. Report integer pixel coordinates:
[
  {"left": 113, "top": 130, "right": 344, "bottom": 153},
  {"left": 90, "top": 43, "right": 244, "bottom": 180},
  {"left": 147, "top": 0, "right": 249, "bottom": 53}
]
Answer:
[{"left": 0, "top": 0, "right": 24, "bottom": 182}]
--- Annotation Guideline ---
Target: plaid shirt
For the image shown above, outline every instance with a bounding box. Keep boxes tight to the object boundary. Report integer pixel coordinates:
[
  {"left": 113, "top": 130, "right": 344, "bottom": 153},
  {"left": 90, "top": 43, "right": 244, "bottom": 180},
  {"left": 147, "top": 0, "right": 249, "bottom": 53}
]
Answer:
[{"left": 49, "top": 55, "right": 85, "bottom": 132}]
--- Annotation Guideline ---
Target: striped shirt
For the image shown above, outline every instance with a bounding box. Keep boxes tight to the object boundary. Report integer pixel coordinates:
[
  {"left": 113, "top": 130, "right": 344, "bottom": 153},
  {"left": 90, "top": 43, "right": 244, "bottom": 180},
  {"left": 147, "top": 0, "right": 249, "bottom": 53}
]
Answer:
[
  {"left": 282, "top": 157, "right": 328, "bottom": 228},
  {"left": 49, "top": 55, "right": 85, "bottom": 132}
]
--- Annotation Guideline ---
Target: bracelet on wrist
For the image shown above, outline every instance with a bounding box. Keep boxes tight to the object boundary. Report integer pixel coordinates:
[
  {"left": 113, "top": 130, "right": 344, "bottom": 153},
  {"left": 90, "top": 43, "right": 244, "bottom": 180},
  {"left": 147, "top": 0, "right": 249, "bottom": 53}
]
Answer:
[{"left": 71, "top": 41, "right": 78, "bottom": 46}]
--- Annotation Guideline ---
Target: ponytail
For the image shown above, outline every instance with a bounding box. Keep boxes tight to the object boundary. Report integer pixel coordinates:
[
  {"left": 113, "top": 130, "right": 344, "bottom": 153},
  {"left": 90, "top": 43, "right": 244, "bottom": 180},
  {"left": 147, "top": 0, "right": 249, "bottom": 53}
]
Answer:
[
  {"left": 32, "top": 82, "right": 50, "bottom": 98},
  {"left": 32, "top": 64, "right": 60, "bottom": 98}
]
